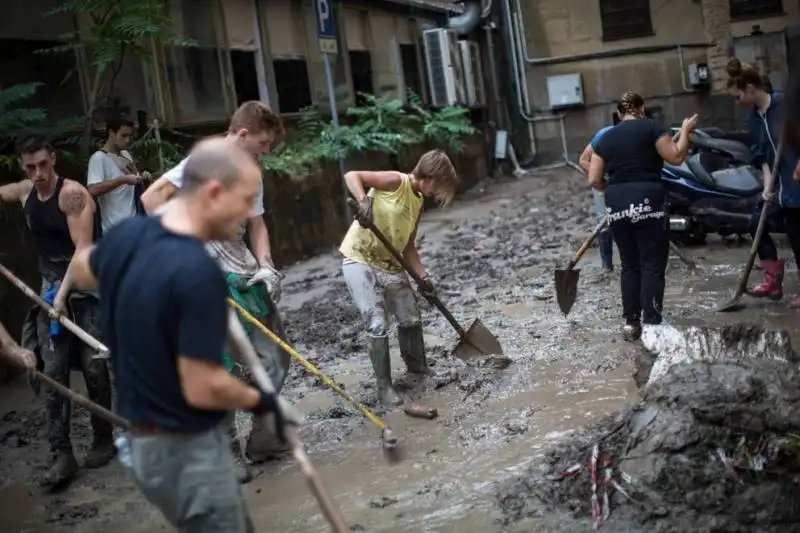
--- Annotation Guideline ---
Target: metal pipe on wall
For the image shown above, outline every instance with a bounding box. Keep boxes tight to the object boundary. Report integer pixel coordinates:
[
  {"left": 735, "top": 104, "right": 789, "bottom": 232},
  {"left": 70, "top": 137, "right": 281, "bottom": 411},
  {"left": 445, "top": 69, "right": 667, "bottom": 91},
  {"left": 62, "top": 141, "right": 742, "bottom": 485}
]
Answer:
[{"left": 500, "top": 0, "right": 537, "bottom": 160}]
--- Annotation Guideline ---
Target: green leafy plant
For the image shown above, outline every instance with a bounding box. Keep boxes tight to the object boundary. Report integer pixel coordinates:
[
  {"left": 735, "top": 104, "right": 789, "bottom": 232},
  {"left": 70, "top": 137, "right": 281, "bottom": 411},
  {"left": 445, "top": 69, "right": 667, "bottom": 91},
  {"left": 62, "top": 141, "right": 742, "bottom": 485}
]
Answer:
[
  {"left": 408, "top": 91, "right": 476, "bottom": 151},
  {"left": 40, "top": 0, "right": 194, "bottom": 156},
  {"left": 0, "top": 83, "right": 84, "bottom": 172},
  {"left": 264, "top": 93, "right": 476, "bottom": 179}
]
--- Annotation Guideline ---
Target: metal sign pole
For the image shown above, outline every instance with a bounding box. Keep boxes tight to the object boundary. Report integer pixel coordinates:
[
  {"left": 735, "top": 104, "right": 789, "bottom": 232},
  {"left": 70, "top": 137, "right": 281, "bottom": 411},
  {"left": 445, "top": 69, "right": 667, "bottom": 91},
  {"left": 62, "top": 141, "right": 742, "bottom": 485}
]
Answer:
[{"left": 314, "top": 0, "right": 350, "bottom": 220}]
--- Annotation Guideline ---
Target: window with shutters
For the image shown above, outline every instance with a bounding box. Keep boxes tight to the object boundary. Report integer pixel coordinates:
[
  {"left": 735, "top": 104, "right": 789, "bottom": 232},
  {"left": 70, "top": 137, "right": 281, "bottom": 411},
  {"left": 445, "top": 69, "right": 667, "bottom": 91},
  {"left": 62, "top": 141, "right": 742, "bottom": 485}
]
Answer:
[
  {"left": 599, "top": 0, "right": 654, "bottom": 42},
  {"left": 729, "top": 0, "right": 783, "bottom": 20}
]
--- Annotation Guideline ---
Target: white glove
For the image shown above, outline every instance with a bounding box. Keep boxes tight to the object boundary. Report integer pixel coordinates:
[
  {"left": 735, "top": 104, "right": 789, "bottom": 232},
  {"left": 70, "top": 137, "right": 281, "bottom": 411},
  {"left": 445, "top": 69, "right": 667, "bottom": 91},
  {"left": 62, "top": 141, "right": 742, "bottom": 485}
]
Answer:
[{"left": 248, "top": 265, "right": 284, "bottom": 303}]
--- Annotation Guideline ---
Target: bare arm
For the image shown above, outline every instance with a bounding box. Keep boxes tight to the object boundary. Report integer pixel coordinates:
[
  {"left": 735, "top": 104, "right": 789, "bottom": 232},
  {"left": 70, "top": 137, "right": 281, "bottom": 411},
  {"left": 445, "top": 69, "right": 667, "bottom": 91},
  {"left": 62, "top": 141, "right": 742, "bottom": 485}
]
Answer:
[
  {"left": 247, "top": 215, "right": 273, "bottom": 267},
  {"left": 63, "top": 245, "right": 99, "bottom": 292},
  {"left": 0, "top": 179, "right": 32, "bottom": 204},
  {"left": 403, "top": 214, "right": 427, "bottom": 279},
  {"left": 655, "top": 116, "right": 697, "bottom": 165},
  {"left": 588, "top": 155, "right": 607, "bottom": 191},
  {"left": 178, "top": 356, "right": 262, "bottom": 410},
  {"left": 578, "top": 144, "right": 594, "bottom": 173},
  {"left": 140, "top": 176, "right": 178, "bottom": 214},
  {"left": 344, "top": 170, "right": 403, "bottom": 200},
  {"left": 53, "top": 182, "right": 95, "bottom": 308},
  {"left": 655, "top": 132, "right": 690, "bottom": 165},
  {"left": 87, "top": 176, "right": 138, "bottom": 198}
]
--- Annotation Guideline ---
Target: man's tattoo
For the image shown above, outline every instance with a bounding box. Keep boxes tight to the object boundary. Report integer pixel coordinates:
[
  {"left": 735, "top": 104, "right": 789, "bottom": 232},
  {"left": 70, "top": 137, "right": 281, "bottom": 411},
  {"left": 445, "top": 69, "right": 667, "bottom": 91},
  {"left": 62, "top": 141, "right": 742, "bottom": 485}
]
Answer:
[{"left": 62, "top": 188, "right": 87, "bottom": 215}]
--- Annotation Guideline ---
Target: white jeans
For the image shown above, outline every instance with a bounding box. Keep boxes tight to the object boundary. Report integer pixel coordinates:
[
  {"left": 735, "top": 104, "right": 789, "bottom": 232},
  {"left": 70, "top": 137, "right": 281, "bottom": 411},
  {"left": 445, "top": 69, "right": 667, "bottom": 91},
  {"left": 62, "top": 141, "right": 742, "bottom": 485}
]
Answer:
[{"left": 341, "top": 261, "right": 421, "bottom": 338}]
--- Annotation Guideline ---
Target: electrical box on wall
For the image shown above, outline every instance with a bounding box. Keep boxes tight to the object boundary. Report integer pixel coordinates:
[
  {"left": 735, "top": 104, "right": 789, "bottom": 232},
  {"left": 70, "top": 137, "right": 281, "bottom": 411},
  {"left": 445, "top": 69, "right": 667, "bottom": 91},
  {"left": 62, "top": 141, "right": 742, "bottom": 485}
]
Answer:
[
  {"left": 546, "top": 73, "right": 584, "bottom": 109},
  {"left": 688, "top": 62, "right": 711, "bottom": 89}
]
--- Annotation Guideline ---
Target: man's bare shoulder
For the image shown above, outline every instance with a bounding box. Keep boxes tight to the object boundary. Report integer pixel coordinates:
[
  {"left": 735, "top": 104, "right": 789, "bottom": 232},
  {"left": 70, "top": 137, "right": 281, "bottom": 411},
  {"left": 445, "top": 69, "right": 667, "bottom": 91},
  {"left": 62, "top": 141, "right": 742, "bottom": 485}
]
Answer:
[
  {"left": 58, "top": 179, "right": 92, "bottom": 215},
  {"left": 5, "top": 179, "right": 33, "bottom": 205}
]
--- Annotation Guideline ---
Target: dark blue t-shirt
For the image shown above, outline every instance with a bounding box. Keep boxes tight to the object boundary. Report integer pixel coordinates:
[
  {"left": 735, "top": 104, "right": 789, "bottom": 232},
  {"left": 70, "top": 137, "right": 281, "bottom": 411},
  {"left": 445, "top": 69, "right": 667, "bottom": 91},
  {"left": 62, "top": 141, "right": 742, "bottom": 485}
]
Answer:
[
  {"left": 595, "top": 118, "right": 669, "bottom": 216},
  {"left": 89, "top": 216, "right": 229, "bottom": 431}
]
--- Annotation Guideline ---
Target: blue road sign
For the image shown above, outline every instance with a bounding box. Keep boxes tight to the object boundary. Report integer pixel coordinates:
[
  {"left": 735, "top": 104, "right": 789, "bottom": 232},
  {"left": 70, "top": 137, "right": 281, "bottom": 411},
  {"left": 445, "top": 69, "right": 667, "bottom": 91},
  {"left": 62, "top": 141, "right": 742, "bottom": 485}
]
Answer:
[{"left": 314, "top": 0, "right": 338, "bottom": 54}]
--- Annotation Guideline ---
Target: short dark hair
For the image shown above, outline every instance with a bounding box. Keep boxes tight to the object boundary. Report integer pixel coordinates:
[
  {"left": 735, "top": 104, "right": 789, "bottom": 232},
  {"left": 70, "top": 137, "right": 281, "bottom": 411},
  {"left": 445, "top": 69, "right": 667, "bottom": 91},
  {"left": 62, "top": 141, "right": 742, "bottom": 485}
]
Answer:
[
  {"left": 16, "top": 134, "right": 53, "bottom": 157},
  {"left": 106, "top": 117, "right": 135, "bottom": 136}
]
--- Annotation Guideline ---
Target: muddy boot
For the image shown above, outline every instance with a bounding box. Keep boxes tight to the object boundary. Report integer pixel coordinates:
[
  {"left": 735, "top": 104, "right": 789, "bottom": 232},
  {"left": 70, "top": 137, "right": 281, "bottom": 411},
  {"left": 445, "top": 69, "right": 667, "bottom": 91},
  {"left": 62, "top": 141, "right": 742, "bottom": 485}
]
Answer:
[
  {"left": 369, "top": 337, "right": 403, "bottom": 407},
  {"left": 246, "top": 414, "right": 292, "bottom": 464},
  {"left": 398, "top": 324, "right": 430, "bottom": 375},
  {"left": 749, "top": 259, "right": 784, "bottom": 300},
  {"left": 42, "top": 450, "right": 79, "bottom": 488},
  {"left": 622, "top": 322, "right": 642, "bottom": 342},
  {"left": 84, "top": 435, "right": 116, "bottom": 469}
]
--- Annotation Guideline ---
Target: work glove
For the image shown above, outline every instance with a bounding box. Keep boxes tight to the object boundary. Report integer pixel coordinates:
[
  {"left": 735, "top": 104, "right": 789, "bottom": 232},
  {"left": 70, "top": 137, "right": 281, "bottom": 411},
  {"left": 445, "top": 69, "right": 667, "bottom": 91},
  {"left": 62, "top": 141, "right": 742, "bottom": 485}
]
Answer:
[
  {"left": 355, "top": 196, "right": 373, "bottom": 227},
  {"left": 418, "top": 276, "right": 436, "bottom": 298},
  {"left": 250, "top": 390, "right": 300, "bottom": 444},
  {"left": 248, "top": 265, "right": 284, "bottom": 303}
]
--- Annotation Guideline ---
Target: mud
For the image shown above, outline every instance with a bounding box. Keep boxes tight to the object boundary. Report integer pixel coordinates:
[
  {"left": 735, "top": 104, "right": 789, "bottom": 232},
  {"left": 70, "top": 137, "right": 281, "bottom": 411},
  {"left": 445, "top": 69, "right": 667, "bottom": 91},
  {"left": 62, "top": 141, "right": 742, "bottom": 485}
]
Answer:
[
  {"left": 497, "top": 353, "right": 800, "bottom": 532},
  {"left": 3, "top": 167, "right": 800, "bottom": 531}
]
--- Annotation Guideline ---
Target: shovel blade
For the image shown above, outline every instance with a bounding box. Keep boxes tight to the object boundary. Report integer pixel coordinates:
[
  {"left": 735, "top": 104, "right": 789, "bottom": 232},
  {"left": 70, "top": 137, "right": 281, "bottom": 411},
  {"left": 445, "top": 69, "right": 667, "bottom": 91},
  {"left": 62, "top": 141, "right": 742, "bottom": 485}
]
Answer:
[
  {"left": 554, "top": 268, "right": 580, "bottom": 316},
  {"left": 453, "top": 318, "right": 503, "bottom": 360},
  {"left": 716, "top": 293, "right": 745, "bottom": 313}
]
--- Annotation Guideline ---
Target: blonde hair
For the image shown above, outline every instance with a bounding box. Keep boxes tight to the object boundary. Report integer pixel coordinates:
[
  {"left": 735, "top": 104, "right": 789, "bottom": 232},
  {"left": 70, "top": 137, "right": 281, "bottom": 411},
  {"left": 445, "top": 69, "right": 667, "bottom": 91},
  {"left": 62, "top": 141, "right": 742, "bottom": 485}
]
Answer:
[
  {"left": 229, "top": 101, "right": 285, "bottom": 138},
  {"left": 413, "top": 150, "right": 458, "bottom": 205}
]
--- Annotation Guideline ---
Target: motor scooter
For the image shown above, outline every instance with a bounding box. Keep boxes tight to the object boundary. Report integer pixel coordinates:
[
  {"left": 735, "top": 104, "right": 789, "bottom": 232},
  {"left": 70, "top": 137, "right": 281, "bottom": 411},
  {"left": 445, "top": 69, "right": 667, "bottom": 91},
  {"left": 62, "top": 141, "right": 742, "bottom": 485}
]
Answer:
[{"left": 662, "top": 131, "right": 768, "bottom": 245}]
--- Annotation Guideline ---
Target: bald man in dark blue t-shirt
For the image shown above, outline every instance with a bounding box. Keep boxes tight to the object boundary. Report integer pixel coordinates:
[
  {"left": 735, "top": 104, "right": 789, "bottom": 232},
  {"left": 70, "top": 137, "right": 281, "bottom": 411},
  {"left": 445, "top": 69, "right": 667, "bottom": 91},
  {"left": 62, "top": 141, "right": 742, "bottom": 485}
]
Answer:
[{"left": 63, "top": 139, "right": 293, "bottom": 533}]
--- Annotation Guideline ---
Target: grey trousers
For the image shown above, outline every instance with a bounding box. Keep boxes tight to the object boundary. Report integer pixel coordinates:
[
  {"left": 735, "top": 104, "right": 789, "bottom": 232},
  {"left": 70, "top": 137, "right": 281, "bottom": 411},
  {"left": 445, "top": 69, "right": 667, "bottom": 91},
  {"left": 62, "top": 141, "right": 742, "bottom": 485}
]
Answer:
[
  {"left": 130, "top": 425, "right": 254, "bottom": 533},
  {"left": 341, "top": 260, "right": 421, "bottom": 338}
]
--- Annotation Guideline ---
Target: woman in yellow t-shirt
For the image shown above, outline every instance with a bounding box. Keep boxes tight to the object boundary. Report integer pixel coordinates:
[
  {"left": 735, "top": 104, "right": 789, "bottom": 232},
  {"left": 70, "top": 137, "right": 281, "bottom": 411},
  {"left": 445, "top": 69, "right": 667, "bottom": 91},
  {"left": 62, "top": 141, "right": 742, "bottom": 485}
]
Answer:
[{"left": 339, "top": 150, "right": 457, "bottom": 407}]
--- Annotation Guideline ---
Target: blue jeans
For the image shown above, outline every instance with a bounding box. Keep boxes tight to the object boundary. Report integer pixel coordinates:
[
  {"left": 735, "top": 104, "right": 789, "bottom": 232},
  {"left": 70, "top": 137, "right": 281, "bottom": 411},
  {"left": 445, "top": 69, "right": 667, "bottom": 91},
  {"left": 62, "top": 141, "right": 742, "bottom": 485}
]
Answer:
[{"left": 593, "top": 190, "right": 613, "bottom": 268}]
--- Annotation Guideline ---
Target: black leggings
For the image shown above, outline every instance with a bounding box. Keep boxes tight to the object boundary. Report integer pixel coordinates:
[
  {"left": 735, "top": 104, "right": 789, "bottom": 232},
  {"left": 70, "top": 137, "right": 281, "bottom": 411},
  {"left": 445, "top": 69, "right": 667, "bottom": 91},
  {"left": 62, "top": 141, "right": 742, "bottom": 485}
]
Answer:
[
  {"left": 611, "top": 217, "right": 670, "bottom": 325},
  {"left": 751, "top": 205, "right": 800, "bottom": 268}
]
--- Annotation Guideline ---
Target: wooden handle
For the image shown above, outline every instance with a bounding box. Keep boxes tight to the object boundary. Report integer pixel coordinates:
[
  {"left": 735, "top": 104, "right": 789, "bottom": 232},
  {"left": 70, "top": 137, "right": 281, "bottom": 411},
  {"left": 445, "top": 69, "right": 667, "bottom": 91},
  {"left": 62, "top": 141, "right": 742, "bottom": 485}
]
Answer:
[
  {"left": 36, "top": 371, "right": 130, "bottom": 430},
  {"left": 0, "top": 263, "right": 110, "bottom": 355},
  {"left": 734, "top": 135, "right": 785, "bottom": 296},
  {"left": 567, "top": 217, "right": 608, "bottom": 270},
  {"left": 347, "top": 199, "right": 468, "bottom": 337}
]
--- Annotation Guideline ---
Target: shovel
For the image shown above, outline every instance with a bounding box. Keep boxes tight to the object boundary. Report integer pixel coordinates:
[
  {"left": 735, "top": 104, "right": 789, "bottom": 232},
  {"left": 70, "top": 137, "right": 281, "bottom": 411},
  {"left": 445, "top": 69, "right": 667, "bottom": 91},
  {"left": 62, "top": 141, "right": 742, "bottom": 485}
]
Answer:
[
  {"left": 555, "top": 217, "right": 608, "bottom": 315},
  {"left": 717, "top": 135, "right": 784, "bottom": 313},
  {"left": 348, "top": 199, "right": 503, "bottom": 361}
]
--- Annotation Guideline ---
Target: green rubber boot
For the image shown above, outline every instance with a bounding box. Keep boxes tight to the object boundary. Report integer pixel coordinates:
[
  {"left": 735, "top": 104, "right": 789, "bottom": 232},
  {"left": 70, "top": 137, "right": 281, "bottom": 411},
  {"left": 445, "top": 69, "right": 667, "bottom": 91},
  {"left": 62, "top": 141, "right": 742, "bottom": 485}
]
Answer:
[
  {"left": 369, "top": 336, "right": 403, "bottom": 407},
  {"left": 398, "top": 324, "right": 430, "bottom": 375}
]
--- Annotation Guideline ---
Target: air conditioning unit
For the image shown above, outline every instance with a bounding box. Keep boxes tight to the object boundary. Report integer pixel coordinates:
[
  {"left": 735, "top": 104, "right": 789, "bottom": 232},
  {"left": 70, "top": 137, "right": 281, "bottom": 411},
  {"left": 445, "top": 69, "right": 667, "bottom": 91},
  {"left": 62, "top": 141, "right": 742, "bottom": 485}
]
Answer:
[
  {"left": 422, "top": 28, "right": 466, "bottom": 107},
  {"left": 459, "top": 40, "right": 486, "bottom": 107}
]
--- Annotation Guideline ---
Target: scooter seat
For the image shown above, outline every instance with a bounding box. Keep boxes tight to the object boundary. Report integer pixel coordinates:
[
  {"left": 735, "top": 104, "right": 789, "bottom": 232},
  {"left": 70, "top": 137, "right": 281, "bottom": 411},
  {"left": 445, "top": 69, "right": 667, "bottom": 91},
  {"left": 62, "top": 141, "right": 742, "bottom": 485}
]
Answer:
[
  {"left": 685, "top": 153, "right": 761, "bottom": 196},
  {"left": 711, "top": 167, "right": 762, "bottom": 195}
]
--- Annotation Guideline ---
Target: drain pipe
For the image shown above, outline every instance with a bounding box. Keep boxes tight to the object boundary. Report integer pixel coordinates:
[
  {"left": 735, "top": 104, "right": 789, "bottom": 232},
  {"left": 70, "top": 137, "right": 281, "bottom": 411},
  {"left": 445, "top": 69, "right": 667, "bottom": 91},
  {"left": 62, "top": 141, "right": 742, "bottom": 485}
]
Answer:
[{"left": 500, "top": 0, "right": 537, "bottom": 161}]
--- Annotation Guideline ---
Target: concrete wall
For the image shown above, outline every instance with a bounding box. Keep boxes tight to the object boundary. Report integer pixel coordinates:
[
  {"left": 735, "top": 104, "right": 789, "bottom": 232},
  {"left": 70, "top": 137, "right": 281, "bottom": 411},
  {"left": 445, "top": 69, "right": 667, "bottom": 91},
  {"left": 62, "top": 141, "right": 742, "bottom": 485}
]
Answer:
[{"left": 515, "top": 0, "right": 800, "bottom": 162}]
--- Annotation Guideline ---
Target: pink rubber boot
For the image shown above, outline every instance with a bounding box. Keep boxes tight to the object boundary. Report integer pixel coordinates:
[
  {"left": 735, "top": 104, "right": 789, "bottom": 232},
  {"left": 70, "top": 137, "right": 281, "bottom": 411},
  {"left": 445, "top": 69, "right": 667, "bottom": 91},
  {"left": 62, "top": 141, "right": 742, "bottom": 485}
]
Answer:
[{"left": 749, "top": 259, "right": 784, "bottom": 300}]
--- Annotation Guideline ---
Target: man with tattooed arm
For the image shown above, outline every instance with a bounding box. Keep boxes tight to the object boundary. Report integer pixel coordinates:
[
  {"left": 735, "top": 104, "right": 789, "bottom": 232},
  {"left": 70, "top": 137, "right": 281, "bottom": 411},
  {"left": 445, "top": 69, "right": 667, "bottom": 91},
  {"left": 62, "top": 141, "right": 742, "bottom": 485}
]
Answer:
[{"left": 0, "top": 135, "right": 114, "bottom": 488}]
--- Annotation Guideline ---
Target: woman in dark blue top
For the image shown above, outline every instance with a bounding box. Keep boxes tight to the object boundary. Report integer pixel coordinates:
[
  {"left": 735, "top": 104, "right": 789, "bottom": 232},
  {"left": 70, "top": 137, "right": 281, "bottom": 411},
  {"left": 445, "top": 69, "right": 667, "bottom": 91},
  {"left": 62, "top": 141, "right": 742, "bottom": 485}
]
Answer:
[
  {"left": 726, "top": 59, "right": 800, "bottom": 306},
  {"left": 588, "top": 92, "right": 697, "bottom": 341}
]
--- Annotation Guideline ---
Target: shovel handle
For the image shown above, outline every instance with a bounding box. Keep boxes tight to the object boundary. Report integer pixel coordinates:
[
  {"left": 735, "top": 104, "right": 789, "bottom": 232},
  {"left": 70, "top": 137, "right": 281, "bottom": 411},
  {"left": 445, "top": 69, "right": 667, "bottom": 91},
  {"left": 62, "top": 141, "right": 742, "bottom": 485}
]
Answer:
[
  {"left": 733, "top": 136, "right": 784, "bottom": 298},
  {"left": 35, "top": 370, "right": 130, "bottom": 430},
  {"left": 566, "top": 217, "right": 608, "bottom": 270},
  {"left": 0, "top": 263, "right": 110, "bottom": 355},
  {"left": 347, "top": 198, "right": 469, "bottom": 338}
]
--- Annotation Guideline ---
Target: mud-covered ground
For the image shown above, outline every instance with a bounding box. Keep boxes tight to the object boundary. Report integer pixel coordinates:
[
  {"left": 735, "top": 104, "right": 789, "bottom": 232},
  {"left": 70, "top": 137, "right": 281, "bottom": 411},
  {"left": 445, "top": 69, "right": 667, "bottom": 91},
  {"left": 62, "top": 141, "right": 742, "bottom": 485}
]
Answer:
[{"left": 2, "top": 167, "right": 800, "bottom": 532}]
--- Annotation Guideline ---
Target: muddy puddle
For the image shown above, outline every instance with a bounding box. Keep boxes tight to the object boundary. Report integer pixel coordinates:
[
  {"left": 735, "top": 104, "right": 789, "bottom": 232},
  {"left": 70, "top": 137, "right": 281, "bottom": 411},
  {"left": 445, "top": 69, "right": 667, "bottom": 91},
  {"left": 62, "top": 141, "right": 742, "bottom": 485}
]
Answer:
[{"left": 3, "top": 167, "right": 800, "bottom": 531}]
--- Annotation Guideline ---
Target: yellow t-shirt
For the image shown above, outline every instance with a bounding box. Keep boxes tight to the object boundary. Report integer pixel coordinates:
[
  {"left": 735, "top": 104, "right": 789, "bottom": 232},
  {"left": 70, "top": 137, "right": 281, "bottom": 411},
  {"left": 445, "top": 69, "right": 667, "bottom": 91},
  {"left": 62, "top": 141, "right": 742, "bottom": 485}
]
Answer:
[{"left": 339, "top": 174, "right": 424, "bottom": 273}]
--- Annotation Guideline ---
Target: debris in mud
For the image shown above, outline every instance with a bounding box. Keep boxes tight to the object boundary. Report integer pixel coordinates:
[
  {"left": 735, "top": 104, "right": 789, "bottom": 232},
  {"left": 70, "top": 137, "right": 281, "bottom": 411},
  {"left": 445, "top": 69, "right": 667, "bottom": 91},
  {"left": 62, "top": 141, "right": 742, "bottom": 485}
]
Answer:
[
  {"left": 495, "top": 330, "right": 800, "bottom": 532},
  {"left": 369, "top": 495, "right": 399, "bottom": 509},
  {"left": 403, "top": 404, "right": 438, "bottom": 419}
]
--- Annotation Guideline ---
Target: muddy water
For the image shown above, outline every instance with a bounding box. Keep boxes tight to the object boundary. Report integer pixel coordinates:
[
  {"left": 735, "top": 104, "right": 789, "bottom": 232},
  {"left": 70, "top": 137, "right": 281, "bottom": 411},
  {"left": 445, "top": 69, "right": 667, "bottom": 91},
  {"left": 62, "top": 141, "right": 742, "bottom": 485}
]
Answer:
[{"left": 2, "top": 168, "right": 800, "bottom": 531}]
